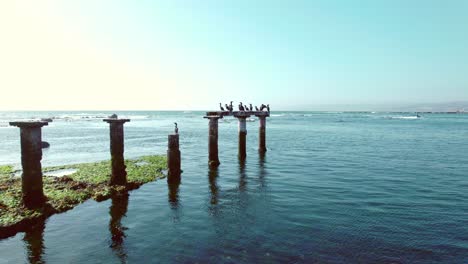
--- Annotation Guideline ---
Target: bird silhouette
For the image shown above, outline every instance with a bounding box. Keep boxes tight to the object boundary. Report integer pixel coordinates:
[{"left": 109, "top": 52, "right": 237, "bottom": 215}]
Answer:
[
  {"left": 255, "top": 106, "right": 259, "bottom": 111},
  {"left": 249, "top": 104, "right": 253, "bottom": 111},
  {"left": 174, "top": 122, "right": 178, "bottom": 134},
  {"left": 219, "top": 103, "right": 225, "bottom": 111},
  {"left": 239, "top": 102, "right": 245, "bottom": 111},
  {"left": 266, "top": 104, "right": 270, "bottom": 112}
]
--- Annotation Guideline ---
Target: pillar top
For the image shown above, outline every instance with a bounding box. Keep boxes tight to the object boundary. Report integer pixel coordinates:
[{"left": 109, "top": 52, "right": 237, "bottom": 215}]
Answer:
[
  {"left": 254, "top": 112, "right": 270, "bottom": 118},
  {"left": 233, "top": 112, "right": 251, "bottom": 118},
  {"left": 103, "top": 119, "right": 130, "bottom": 123},
  {"left": 103, "top": 114, "right": 130, "bottom": 123},
  {"left": 203, "top": 115, "right": 223, "bottom": 119},
  {"left": 205, "top": 111, "right": 270, "bottom": 118},
  {"left": 9, "top": 121, "right": 48, "bottom": 128}
]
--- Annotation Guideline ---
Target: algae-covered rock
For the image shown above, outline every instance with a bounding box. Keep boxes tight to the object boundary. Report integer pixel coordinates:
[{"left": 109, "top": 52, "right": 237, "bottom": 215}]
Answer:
[{"left": 0, "top": 155, "right": 167, "bottom": 239}]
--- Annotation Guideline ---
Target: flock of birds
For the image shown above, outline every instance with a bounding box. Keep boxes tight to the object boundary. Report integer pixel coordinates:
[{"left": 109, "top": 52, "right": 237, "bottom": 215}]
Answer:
[{"left": 219, "top": 102, "right": 270, "bottom": 112}]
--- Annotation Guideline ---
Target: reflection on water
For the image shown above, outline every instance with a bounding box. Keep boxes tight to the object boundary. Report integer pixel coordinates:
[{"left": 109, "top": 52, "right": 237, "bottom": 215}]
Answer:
[
  {"left": 168, "top": 180, "right": 181, "bottom": 222},
  {"left": 258, "top": 151, "right": 267, "bottom": 189},
  {"left": 208, "top": 168, "right": 219, "bottom": 206},
  {"left": 238, "top": 158, "right": 247, "bottom": 192},
  {"left": 23, "top": 218, "right": 46, "bottom": 264},
  {"left": 109, "top": 192, "right": 129, "bottom": 263}
]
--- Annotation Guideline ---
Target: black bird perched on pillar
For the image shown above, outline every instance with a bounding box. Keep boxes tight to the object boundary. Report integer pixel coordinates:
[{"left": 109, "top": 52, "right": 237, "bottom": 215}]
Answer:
[
  {"left": 267, "top": 104, "right": 270, "bottom": 112},
  {"left": 229, "top": 101, "right": 234, "bottom": 112},
  {"left": 255, "top": 106, "right": 259, "bottom": 111},
  {"left": 219, "top": 103, "right": 225, "bottom": 111},
  {"left": 260, "top": 104, "right": 266, "bottom": 111},
  {"left": 174, "top": 122, "right": 178, "bottom": 134},
  {"left": 249, "top": 104, "right": 253, "bottom": 111},
  {"left": 239, "top": 102, "right": 245, "bottom": 111},
  {"left": 225, "top": 103, "right": 230, "bottom": 111}
]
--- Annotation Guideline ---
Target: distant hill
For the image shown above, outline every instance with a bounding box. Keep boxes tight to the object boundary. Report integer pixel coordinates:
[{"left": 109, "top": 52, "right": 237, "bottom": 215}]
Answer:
[
  {"left": 281, "top": 102, "right": 468, "bottom": 112},
  {"left": 397, "top": 102, "right": 468, "bottom": 112}
]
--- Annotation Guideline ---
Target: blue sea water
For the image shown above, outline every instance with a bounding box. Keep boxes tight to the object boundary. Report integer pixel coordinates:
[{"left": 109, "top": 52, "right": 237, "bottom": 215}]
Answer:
[{"left": 0, "top": 111, "right": 467, "bottom": 263}]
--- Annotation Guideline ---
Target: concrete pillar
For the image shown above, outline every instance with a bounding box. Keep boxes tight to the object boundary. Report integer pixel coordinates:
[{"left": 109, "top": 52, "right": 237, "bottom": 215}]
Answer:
[
  {"left": 237, "top": 117, "right": 247, "bottom": 159},
  {"left": 9, "top": 121, "right": 48, "bottom": 209},
  {"left": 168, "top": 180, "right": 180, "bottom": 208},
  {"left": 204, "top": 116, "right": 222, "bottom": 167},
  {"left": 258, "top": 116, "right": 267, "bottom": 152},
  {"left": 167, "top": 134, "right": 181, "bottom": 182},
  {"left": 103, "top": 116, "right": 130, "bottom": 186}
]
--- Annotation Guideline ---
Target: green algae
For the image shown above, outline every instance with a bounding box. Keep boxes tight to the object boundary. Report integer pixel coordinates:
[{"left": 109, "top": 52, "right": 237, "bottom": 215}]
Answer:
[
  {"left": 0, "top": 165, "right": 13, "bottom": 179},
  {"left": 0, "top": 155, "right": 166, "bottom": 238}
]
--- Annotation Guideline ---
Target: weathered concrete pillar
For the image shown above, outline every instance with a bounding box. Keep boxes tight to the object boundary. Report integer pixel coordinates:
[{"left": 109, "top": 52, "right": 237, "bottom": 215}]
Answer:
[
  {"left": 103, "top": 116, "right": 130, "bottom": 186},
  {"left": 237, "top": 117, "right": 247, "bottom": 159},
  {"left": 168, "top": 180, "right": 180, "bottom": 208},
  {"left": 204, "top": 116, "right": 222, "bottom": 167},
  {"left": 9, "top": 121, "right": 48, "bottom": 209},
  {"left": 167, "top": 134, "right": 181, "bottom": 182},
  {"left": 258, "top": 116, "right": 267, "bottom": 152}
]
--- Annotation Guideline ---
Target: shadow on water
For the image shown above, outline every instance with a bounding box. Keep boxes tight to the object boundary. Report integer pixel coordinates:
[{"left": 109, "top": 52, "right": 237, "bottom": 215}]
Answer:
[
  {"left": 109, "top": 191, "right": 129, "bottom": 263},
  {"left": 23, "top": 218, "right": 46, "bottom": 264}
]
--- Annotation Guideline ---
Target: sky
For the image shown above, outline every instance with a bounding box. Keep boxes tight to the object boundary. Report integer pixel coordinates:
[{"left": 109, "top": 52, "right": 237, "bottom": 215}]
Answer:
[{"left": 0, "top": 0, "right": 467, "bottom": 110}]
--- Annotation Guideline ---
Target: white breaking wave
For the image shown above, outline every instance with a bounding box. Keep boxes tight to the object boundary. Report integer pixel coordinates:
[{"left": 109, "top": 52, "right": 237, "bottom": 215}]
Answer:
[{"left": 389, "top": 116, "right": 420, "bottom": 120}]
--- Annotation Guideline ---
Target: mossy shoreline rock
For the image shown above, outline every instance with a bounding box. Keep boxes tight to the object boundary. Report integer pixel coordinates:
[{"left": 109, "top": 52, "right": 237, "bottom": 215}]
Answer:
[{"left": 0, "top": 155, "right": 167, "bottom": 239}]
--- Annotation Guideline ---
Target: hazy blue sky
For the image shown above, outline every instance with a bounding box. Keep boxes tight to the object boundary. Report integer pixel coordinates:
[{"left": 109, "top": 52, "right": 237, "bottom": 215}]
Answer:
[{"left": 1, "top": 0, "right": 467, "bottom": 110}]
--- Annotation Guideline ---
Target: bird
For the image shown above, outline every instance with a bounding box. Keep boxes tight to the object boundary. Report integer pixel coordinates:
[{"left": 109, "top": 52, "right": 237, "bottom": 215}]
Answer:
[
  {"left": 229, "top": 101, "right": 234, "bottom": 112},
  {"left": 260, "top": 104, "right": 266, "bottom": 111},
  {"left": 239, "top": 102, "right": 245, "bottom": 111},
  {"left": 266, "top": 104, "right": 270, "bottom": 112},
  {"left": 219, "top": 103, "right": 225, "bottom": 111},
  {"left": 225, "top": 103, "right": 230, "bottom": 111},
  {"left": 249, "top": 104, "right": 253, "bottom": 111},
  {"left": 255, "top": 106, "right": 259, "bottom": 111},
  {"left": 174, "top": 122, "right": 178, "bottom": 134}
]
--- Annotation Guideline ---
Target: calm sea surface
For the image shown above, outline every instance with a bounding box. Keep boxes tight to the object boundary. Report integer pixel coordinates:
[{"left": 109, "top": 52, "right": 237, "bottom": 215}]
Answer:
[{"left": 0, "top": 111, "right": 467, "bottom": 263}]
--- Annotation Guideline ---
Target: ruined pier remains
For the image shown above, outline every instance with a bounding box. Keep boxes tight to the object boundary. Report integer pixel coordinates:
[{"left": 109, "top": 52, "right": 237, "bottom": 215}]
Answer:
[
  {"left": 9, "top": 121, "right": 49, "bottom": 208},
  {"left": 103, "top": 115, "right": 130, "bottom": 186},
  {"left": 204, "top": 110, "right": 269, "bottom": 166}
]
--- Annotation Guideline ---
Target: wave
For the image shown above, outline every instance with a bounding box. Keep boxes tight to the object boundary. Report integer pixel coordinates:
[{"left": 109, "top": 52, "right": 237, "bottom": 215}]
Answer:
[
  {"left": 388, "top": 116, "right": 420, "bottom": 120},
  {"left": 120, "top": 115, "right": 149, "bottom": 120},
  {"left": 39, "top": 113, "right": 150, "bottom": 121}
]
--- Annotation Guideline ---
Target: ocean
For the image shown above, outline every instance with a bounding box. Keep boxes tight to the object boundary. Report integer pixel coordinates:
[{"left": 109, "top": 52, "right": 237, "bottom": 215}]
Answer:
[{"left": 0, "top": 111, "right": 467, "bottom": 263}]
